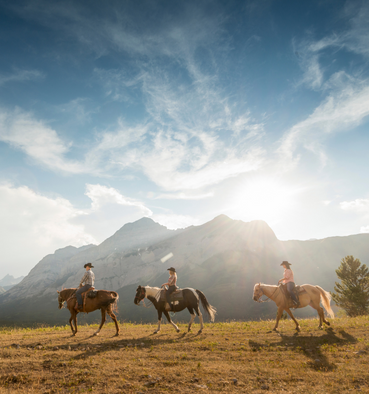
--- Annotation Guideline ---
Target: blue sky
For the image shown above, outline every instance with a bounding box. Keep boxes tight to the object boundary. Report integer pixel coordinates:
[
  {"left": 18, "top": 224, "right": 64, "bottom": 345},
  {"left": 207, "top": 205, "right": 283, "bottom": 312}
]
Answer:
[{"left": 1, "top": 0, "right": 369, "bottom": 277}]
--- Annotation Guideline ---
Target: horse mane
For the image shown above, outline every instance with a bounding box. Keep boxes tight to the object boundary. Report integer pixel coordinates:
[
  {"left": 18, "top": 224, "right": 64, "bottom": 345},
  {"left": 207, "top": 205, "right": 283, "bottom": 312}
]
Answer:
[{"left": 61, "top": 288, "right": 77, "bottom": 300}]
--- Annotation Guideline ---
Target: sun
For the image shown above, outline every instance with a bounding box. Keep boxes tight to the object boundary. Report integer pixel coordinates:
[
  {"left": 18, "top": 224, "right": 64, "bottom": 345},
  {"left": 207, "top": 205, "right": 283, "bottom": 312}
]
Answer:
[{"left": 228, "top": 177, "right": 299, "bottom": 226}]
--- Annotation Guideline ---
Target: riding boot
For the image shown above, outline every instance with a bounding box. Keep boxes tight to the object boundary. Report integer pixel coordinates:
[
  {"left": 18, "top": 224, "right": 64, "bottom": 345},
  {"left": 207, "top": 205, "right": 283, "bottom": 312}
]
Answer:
[{"left": 165, "top": 302, "right": 172, "bottom": 311}]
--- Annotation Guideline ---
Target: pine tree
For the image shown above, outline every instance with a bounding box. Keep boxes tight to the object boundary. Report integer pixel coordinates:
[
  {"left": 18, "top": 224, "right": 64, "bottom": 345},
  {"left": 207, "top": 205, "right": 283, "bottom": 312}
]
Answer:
[{"left": 332, "top": 255, "right": 369, "bottom": 317}]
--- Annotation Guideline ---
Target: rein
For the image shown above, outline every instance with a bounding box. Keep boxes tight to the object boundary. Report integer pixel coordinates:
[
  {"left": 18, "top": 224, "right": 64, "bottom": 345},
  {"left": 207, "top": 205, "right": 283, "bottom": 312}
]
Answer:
[{"left": 257, "top": 285, "right": 279, "bottom": 303}]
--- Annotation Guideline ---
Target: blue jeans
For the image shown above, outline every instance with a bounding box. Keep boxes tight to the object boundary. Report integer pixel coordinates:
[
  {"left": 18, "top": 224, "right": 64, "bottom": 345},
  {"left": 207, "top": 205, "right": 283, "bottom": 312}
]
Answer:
[
  {"left": 166, "top": 285, "right": 177, "bottom": 304},
  {"left": 76, "top": 284, "right": 92, "bottom": 306},
  {"left": 286, "top": 282, "right": 298, "bottom": 304}
]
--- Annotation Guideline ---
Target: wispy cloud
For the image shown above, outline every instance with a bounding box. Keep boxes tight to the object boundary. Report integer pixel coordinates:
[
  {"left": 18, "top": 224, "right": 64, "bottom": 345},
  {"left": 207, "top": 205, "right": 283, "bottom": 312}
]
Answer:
[
  {"left": 0, "top": 108, "right": 86, "bottom": 174},
  {"left": 85, "top": 184, "right": 152, "bottom": 216},
  {"left": 278, "top": 80, "right": 369, "bottom": 168},
  {"left": 0, "top": 68, "right": 44, "bottom": 86}
]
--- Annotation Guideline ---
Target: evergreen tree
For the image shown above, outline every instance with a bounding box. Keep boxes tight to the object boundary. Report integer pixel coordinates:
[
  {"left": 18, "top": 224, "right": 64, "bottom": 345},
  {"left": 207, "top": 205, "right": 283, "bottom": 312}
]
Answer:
[{"left": 332, "top": 255, "right": 369, "bottom": 316}]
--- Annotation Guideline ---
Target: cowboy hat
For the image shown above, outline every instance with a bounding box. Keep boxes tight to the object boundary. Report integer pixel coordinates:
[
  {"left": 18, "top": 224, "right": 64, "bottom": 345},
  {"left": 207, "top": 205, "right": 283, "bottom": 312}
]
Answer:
[
  {"left": 84, "top": 263, "right": 94, "bottom": 268},
  {"left": 167, "top": 267, "right": 176, "bottom": 272},
  {"left": 280, "top": 261, "right": 291, "bottom": 267}
]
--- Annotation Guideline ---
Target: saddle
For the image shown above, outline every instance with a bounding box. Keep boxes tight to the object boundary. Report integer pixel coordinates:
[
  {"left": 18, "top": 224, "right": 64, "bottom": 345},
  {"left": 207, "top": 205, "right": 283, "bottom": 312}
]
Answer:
[
  {"left": 279, "top": 284, "right": 306, "bottom": 308},
  {"left": 74, "top": 287, "right": 97, "bottom": 313},
  {"left": 159, "top": 288, "right": 183, "bottom": 303}
]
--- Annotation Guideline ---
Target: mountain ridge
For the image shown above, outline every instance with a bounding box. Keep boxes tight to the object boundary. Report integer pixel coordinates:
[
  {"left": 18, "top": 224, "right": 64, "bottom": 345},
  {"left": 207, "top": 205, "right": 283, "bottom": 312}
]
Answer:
[{"left": 0, "top": 215, "right": 368, "bottom": 325}]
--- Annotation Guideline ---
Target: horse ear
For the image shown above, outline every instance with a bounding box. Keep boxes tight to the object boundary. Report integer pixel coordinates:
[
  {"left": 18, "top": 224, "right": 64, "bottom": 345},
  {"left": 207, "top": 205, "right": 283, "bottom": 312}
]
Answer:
[{"left": 57, "top": 290, "right": 60, "bottom": 293}]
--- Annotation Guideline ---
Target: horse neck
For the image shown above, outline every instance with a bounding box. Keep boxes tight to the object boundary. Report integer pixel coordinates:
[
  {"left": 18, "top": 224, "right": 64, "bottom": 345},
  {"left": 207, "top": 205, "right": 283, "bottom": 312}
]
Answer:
[
  {"left": 61, "top": 288, "right": 76, "bottom": 300},
  {"left": 261, "top": 285, "right": 278, "bottom": 299},
  {"left": 145, "top": 286, "right": 161, "bottom": 298}
]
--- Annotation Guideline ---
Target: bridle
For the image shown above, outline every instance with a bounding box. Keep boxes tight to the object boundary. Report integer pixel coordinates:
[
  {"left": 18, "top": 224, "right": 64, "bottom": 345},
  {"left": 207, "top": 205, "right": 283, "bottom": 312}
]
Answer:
[
  {"left": 134, "top": 287, "right": 146, "bottom": 305},
  {"left": 255, "top": 284, "right": 279, "bottom": 303}
]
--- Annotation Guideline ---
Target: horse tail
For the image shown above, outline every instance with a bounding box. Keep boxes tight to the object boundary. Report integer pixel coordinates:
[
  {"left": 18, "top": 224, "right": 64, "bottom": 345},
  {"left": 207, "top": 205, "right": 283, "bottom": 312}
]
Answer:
[
  {"left": 100, "top": 291, "right": 119, "bottom": 313},
  {"left": 196, "top": 290, "right": 216, "bottom": 322},
  {"left": 316, "top": 286, "right": 334, "bottom": 318}
]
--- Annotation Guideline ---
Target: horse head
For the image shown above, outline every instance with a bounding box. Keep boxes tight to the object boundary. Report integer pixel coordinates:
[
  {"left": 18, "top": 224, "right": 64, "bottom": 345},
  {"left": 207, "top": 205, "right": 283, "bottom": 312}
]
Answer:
[
  {"left": 252, "top": 283, "right": 263, "bottom": 302},
  {"left": 134, "top": 285, "right": 146, "bottom": 305},
  {"left": 57, "top": 290, "right": 65, "bottom": 309}
]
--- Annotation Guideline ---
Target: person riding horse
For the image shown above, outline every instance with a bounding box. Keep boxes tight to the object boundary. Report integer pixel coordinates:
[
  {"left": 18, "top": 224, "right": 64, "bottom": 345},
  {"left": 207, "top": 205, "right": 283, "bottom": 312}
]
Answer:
[
  {"left": 161, "top": 267, "right": 178, "bottom": 311},
  {"left": 75, "top": 263, "right": 95, "bottom": 311},
  {"left": 278, "top": 261, "right": 299, "bottom": 307}
]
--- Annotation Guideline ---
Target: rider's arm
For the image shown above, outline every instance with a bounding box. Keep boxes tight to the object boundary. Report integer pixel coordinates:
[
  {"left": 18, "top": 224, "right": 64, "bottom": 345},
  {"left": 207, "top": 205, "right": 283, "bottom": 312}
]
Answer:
[{"left": 80, "top": 272, "right": 87, "bottom": 286}]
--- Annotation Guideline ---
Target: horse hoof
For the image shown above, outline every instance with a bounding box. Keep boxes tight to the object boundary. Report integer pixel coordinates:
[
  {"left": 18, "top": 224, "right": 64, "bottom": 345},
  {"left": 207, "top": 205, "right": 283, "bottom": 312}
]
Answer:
[
  {"left": 326, "top": 321, "right": 330, "bottom": 326},
  {"left": 154, "top": 331, "right": 158, "bottom": 334},
  {"left": 176, "top": 329, "right": 180, "bottom": 333},
  {"left": 114, "top": 333, "right": 119, "bottom": 337},
  {"left": 188, "top": 329, "right": 191, "bottom": 332},
  {"left": 198, "top": 329, "right": 203, "bottom": 334},
  {"left": 296, "top": 327, "right": 301, "bottom": 332},
  {"left": 272, "top": 328, "right": 278, "bottom": 332}
]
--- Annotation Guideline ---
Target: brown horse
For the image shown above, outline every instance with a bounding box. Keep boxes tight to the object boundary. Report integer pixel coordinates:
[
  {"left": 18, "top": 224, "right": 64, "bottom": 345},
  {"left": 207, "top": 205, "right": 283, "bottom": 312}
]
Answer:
[
  {"left": 253, "top": 283, "right": 334, "bottom": 332},
  {"left": 57, "top": 288, "right": 120, "bottom": 336}
]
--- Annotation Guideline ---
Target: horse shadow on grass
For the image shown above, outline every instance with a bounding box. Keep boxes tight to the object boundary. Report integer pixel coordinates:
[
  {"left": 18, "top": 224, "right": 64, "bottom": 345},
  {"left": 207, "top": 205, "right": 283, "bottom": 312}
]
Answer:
[
  {"left": 70, "top": 329, "right": 212, "bottom": 361},
  {"left": 248, "top": 327, "right": 357, "bottom": 372}
]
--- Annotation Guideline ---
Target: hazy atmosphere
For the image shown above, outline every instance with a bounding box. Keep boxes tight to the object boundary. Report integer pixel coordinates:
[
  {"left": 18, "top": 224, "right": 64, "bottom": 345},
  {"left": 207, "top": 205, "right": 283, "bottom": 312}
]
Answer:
[{"left": 1, "top": 0, "right": 369, "bottom": 277}]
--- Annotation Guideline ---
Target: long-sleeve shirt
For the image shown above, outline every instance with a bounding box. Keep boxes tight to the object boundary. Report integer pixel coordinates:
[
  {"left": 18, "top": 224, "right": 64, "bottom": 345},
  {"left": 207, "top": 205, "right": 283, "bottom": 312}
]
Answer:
[
  {"left": 283, "top": 268, "right": 294, "bottom": 284},
  {"left": 168, "top": 274, "right": 177, "bottom": 286},
  {"left": 80, "top": 270, "right": 95, "bottom": 286}
]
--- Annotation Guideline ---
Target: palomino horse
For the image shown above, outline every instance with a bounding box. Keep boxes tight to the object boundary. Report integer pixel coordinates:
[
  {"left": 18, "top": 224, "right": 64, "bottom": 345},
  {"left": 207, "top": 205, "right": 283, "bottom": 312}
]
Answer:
[
  {"left": 134, "top": 286, "right": 216, "bottom": 334},
  {"left": 57, "top": 288, "right": 120, "bottom": 336},
  {"left": 253, "top": 283, "right": 334, "bottom": 331}
]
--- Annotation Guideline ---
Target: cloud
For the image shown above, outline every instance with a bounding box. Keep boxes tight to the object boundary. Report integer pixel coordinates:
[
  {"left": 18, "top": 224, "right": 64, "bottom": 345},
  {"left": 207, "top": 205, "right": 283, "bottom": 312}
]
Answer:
[
  {"left": 0, "top": 69, "right": 44, "bottom": 86},
  {"left": 85, "top": 184, "right": 152, "bottom": 216},
  {"left": 2, "top": 1, "right": 266, "bottom": 192},
  {"left": 0, "top": 183, "right": 96, "bottom": 275},
  {"left": 0, "top": 108, "right": 86, "bottom": 174},
  {"left": 340, "top": 199, "right": 369, "bottom": 213},
  {"left": 278, "top": 81, "right": 369, "bottom": 167},
  {"left": 154, "top": 192, "right": 214, "bottom": 200},
  {"left": 0, "top": 182, "right": 157, "bottom": 276}
]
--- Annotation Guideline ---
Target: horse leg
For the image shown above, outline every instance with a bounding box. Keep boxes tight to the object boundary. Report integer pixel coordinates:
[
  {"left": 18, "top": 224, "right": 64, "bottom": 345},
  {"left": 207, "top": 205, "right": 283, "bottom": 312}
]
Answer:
[
  {"left": 194, "top": 304, "right": 204, "bottom": 334},
  {"left": 154, "top": 310, "right": 162, "bottom": 334},
  {"left": 309, "top": 301, "right": 324, "bottom": 329},
  {"left": 107, "top": 305, "right": 120, "bottom": 336},
  {"left": 94, "top": 308, "right": 106, "bottom": 336},
  {"left": 273, "top": 307, "right": 284, "bottom": 331},
  {"left": 69, "top": 311, "right": 76, "bottom": 335},
  {"left": 285, "top": 308, "right": 300, "bottom": 331},
  {"left": 187, "top": 307, "right": 196, "bottom": 332},
  {"left": 73, "top": 312, "right": 78, "bottom": 336},
  {"left": 164, "top": 311, "right": 180, "bottom": 333}
]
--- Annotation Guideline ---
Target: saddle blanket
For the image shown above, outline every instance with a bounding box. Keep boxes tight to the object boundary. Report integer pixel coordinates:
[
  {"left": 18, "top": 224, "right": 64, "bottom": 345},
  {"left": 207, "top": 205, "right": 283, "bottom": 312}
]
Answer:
[{"left": 159, "top": 289, "right": 183, "bottom": 302}]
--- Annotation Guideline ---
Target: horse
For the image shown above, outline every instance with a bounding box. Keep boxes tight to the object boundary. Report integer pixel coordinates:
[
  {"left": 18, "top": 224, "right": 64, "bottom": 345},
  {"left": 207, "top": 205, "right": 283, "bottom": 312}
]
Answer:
[
  {"left": 57, "top": 288, "right": 120, "bottom": 336},
  {"left": 134, "top": 286, "right": 216, "bottom": 334},
  {"left": 252, "top": 283, "right": 334, "bottom": 332}
]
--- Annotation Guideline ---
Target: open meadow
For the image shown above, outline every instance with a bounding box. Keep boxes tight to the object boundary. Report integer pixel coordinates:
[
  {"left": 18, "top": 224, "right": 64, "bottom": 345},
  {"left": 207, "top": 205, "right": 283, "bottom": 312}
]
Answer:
[{"left": 0, "top": 316, "right": 368, "bottom": 393}]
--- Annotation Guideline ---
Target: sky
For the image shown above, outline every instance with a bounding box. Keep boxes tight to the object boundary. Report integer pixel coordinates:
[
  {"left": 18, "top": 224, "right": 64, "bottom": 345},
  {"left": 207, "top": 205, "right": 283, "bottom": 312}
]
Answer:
[{"left": 0, "top": 0, "right": 369, "bottom": 277}]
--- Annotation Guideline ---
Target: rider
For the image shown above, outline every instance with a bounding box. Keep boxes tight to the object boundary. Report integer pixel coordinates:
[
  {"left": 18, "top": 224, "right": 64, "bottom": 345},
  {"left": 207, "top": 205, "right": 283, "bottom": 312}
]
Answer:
[
  {"left": 161, "top": 267, "right": 177, "bottom": 311},
  {"left": 278, "top": 261, "right": 299, "bottom": 307},
  {"left": 75, "top": 263, "right": 95, "bottom": 311}
]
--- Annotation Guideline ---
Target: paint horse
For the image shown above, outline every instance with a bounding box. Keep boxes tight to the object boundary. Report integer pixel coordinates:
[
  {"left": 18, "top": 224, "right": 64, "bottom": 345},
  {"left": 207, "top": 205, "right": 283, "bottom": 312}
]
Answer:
[
  {"left": 134, "top": 286, "right": 216, "bottom": 334},
  {"left": 57, "top": 288, "right": 120, "bottom": 336},
  {"left": 253, "top": 283, "right": 334, "bottom": 332}
]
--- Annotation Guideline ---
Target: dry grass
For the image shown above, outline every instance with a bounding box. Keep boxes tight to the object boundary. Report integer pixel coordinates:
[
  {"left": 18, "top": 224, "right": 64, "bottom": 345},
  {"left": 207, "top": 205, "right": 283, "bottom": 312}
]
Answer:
[{"left": 0, "top": 315, "right": 369, "bottom": 393}]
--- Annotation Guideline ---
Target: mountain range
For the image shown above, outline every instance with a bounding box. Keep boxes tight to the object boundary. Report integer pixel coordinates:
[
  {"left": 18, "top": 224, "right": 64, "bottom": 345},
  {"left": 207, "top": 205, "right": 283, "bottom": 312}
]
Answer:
[
  {"left": 0, "top": 215, "right": 368, "bottom": 326},
  {"left": 0, "top": 274, "right": 25, "bottom": 292}
]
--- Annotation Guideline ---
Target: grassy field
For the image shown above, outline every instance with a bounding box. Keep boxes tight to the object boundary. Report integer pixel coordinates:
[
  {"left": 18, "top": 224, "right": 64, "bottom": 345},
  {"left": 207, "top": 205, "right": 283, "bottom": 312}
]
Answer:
[{"left": 0, "top": 315, "right": 368, "bottom": 393}]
